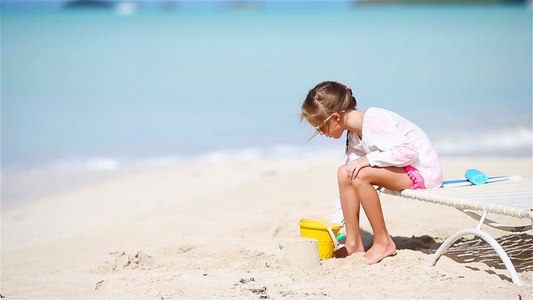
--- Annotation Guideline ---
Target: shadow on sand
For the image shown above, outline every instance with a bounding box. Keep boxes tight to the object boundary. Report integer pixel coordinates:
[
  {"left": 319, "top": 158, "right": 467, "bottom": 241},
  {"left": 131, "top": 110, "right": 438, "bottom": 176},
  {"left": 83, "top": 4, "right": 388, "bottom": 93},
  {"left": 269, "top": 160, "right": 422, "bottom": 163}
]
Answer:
[{"left": 358, "top": 230, "right": 532, "bottom": 273}]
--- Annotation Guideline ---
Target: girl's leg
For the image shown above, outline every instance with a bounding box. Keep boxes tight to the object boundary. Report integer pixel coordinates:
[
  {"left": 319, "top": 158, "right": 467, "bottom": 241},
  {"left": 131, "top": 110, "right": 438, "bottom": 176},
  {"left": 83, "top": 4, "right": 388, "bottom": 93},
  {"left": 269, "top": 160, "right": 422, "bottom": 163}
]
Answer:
[
  {"left": 335, "top": 164, "right": 365, "bottom": 258},
  {"left": 352, "top": 166, "right": 412, "bottom": 264}
]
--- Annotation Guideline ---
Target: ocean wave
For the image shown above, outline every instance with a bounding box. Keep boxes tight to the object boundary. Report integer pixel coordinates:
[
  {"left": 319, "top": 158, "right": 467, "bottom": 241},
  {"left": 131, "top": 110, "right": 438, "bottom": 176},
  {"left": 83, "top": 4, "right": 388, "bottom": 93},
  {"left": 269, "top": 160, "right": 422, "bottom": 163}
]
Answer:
[
  {"left": 6, "top": 127, "right": 531, "bottom": 174},
  {"left": 194, "top": 144, "right": 344, "bottom": 162},
  {"left": 24, "top": 146, "right": 299, "bottom": 173},
  {"left": 432, "top": 126, "right": 532, "bottom": 156},
  {"left": 51, "top": 157, "right": 121, "bottom": 172}
]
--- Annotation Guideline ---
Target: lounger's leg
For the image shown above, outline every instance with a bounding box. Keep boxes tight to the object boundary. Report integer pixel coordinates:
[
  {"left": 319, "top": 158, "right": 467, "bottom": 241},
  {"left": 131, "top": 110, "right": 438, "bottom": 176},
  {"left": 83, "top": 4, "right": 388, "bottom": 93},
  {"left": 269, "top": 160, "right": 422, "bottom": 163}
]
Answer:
[
  {"left": 428, "top": 228, "right": 523, "bottom": 286},
  {"left": 462, "top": 209, "right": 532, "bottom": 232}
]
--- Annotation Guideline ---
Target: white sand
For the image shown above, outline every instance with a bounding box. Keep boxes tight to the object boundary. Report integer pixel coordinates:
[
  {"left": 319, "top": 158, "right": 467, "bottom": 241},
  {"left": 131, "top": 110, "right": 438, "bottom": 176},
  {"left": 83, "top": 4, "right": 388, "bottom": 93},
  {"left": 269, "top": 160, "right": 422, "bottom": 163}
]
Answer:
[{"left": 2, "top": 157, "right": 532, "bottom": 299}]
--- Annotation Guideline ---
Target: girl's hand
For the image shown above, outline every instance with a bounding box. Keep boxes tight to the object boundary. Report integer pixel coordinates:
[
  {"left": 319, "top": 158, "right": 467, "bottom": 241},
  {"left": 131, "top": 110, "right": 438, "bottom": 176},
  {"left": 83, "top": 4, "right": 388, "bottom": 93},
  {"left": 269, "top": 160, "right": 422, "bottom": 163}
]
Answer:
[{"left": 346, "top": 157, "right": 370, "bottom": 180}]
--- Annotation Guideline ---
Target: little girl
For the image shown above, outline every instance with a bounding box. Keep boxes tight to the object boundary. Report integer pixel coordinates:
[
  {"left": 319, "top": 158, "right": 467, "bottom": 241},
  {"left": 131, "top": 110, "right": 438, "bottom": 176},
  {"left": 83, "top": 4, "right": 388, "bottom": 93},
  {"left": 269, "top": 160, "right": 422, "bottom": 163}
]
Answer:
[{"left": 301, "top": 81, "right": 443, "bottom": 264}]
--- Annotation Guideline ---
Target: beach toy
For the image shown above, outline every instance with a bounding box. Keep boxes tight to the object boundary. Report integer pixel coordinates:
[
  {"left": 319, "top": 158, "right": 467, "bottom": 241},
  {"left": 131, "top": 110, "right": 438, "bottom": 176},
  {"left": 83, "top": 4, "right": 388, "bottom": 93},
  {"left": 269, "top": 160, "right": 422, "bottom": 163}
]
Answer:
[
  {"left": 327, "top": 227, "right": 339, "bottom": 250},
  {"left": 298, "top": 220, "right": 343, "bottom": 259},
  {"left": 442, "top": 176, "right": 509, "bottom": 187},
  {"left": 336, "top": 232, "right": 346, "bottom": 241},
  {"left": 465, "top": 169, "right": 488, "bottom": 185}
]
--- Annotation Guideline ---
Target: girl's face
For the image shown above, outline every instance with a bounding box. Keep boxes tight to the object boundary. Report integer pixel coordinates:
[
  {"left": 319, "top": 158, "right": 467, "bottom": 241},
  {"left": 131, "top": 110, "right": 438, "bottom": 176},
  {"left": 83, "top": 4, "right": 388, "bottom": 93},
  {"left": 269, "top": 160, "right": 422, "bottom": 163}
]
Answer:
[{"left": 309, "top": 113, "right": 345, "bottom": 140}]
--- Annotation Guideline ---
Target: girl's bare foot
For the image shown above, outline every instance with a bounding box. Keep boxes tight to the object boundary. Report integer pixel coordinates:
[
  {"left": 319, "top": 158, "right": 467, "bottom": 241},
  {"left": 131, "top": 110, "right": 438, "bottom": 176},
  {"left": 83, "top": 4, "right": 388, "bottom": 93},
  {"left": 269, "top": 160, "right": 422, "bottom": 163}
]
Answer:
[
  {"left": 362, "top": 237, "right": 397, "bottom": 264},
  {"left": 333, "top": 241, "right": 365, "bottom": 258}
]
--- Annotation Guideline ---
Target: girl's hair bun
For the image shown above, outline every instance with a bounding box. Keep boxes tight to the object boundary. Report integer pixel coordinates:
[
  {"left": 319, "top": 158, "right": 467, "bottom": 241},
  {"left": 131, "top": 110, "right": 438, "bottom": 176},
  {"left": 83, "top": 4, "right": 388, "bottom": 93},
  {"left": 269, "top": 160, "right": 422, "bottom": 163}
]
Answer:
[{"left": 301, "top": 81, "right": 357, "bottom": 123}]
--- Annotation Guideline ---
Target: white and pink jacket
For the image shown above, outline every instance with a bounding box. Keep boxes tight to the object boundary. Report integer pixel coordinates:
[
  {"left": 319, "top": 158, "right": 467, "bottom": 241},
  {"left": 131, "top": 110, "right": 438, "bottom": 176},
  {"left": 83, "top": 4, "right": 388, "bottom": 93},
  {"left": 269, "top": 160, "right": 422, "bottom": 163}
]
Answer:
[{"left": 347, "top": 107, "right": 443, "bottom": 189}]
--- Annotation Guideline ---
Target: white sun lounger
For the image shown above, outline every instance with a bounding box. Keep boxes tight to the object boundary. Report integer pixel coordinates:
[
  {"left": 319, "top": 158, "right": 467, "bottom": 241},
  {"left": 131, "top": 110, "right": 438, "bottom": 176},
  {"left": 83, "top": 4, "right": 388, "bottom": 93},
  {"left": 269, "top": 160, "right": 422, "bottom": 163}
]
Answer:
[{"left": 378, "top": 177, "right": 533, "bottom": 286}]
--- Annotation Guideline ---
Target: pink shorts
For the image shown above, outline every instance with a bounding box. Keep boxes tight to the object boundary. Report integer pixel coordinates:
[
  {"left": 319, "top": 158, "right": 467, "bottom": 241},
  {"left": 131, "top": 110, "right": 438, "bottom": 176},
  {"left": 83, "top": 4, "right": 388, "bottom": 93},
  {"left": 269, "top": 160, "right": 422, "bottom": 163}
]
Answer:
[{"left": 405, "top": 166, "right": 426, "bottom": 190}]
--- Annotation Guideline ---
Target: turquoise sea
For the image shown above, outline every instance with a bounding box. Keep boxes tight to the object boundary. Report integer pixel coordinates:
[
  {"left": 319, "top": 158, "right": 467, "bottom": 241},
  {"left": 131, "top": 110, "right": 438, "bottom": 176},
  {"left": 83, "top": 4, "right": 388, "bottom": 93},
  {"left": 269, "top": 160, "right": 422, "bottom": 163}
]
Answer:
[{"left": 2, "top": 1, "right": 532, "bottom": 202}]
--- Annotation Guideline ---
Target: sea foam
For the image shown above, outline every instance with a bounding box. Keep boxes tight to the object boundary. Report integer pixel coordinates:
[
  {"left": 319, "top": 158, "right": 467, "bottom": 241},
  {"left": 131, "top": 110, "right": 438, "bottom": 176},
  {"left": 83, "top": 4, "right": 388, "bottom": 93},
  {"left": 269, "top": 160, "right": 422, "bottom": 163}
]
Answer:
[{"left": 433, "top": 126, "right": 532, "bottom": 156}]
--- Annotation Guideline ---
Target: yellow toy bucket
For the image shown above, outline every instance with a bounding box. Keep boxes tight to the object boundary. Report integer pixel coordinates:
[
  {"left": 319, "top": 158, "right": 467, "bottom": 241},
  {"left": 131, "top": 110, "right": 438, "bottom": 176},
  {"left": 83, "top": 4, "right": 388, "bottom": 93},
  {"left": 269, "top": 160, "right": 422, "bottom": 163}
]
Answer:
[{"left": 298, "top": 220, "right": 342, "bottom": 259}]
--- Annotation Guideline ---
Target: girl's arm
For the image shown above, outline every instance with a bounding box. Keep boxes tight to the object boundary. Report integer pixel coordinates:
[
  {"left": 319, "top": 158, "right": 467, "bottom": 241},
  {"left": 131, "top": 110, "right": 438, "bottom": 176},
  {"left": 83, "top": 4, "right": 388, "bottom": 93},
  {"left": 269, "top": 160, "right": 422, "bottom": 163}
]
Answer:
[
  {"left": 363, "top": 112, "right": 419, "bottom": 168},
  {"left": 367, "top": 142, "right": 418, "bottom": 167}
]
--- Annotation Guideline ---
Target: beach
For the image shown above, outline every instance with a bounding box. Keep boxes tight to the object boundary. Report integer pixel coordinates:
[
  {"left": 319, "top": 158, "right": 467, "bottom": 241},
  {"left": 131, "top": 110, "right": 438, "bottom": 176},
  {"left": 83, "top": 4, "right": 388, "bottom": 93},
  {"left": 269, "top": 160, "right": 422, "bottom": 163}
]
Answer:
[
  {"left": 2, "top": 2, "right": 532, "bottom": 298},
  {"left": 2, "top": 156, "right": 532, "bottom": 299}
]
